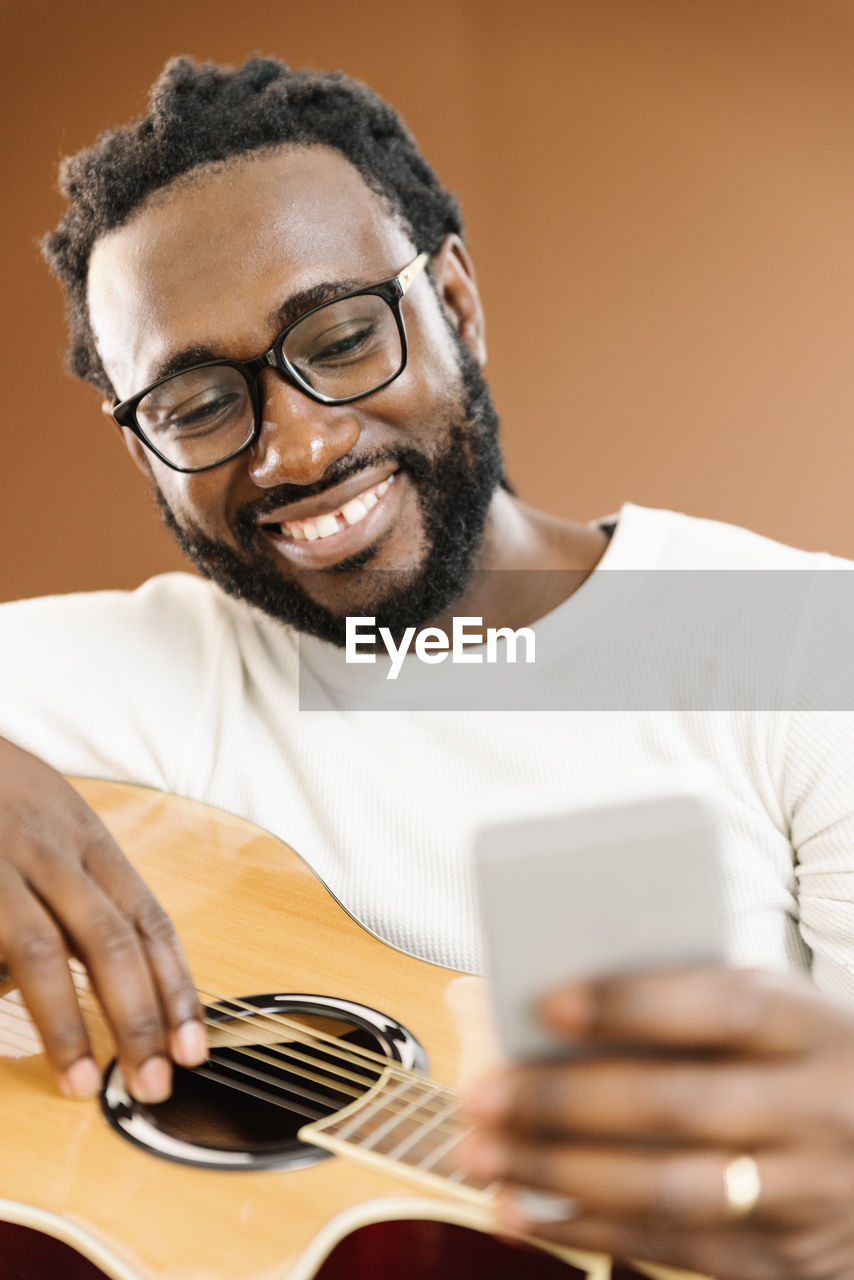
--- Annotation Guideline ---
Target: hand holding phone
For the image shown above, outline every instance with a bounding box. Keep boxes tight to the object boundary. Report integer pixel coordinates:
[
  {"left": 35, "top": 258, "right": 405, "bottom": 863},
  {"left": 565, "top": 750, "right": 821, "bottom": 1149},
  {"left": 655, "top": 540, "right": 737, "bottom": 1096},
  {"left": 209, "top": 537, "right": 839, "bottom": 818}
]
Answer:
[{"left": 473, "top": 770, "right": 726, "bottom": 1061}]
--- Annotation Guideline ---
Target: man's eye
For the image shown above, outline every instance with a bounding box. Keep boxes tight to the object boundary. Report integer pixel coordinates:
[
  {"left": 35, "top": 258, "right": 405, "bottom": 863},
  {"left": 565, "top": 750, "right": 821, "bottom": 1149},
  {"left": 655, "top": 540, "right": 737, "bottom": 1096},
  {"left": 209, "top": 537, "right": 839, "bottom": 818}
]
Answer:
[
  {"left": 307, "top": 323, "right": 379, "bottom": 365},
  {"left": 152, "top": 390, "right": 243, "bottom": 436}
]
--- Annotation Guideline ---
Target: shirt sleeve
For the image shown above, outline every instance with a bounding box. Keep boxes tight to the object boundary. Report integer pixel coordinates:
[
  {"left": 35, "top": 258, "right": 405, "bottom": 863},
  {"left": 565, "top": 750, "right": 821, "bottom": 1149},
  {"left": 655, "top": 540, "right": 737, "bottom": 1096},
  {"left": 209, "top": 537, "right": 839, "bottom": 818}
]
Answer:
[
  {"left": 781, "top": 560, "right": 854, "bottom": 1001},
  {"left": 0, "top": 574, "right": 230, "bottom": 794}
]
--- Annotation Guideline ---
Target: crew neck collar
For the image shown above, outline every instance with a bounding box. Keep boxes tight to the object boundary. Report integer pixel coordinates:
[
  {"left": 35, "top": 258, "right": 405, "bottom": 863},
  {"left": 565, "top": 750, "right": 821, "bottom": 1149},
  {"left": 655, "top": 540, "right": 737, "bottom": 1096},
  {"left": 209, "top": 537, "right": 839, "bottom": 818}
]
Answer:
[{"left": 297, "top": 503, "right": 676, "bottom": 705}]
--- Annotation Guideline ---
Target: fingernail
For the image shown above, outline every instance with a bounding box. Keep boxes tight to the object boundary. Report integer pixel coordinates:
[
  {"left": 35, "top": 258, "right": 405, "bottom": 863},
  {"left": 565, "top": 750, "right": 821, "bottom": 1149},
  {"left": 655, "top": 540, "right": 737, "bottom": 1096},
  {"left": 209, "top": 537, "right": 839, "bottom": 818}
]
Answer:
[
  {"left": 509, "top": 1187, "right": 581, "bottom": 1226},
  {"left": 130, "top": 1055, "right": 172, "bottom": 1104},
  {"left": 170, "top": 1019, "right": 208, "bottom": 1067},
  {"left": 59, "top": 1056, "right": 101, "bottom": 1100},
  {"left": 463, "top": 1075, "right": 511, "bottom": 1120}
]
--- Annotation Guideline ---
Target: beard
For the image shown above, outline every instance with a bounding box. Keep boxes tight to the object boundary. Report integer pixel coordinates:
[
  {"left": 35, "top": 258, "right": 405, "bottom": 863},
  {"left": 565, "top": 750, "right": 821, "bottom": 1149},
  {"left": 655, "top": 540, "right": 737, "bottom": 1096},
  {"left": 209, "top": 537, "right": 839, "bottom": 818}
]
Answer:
[{"left": 152, "top": 342, "right": 505, "bottom": 647}]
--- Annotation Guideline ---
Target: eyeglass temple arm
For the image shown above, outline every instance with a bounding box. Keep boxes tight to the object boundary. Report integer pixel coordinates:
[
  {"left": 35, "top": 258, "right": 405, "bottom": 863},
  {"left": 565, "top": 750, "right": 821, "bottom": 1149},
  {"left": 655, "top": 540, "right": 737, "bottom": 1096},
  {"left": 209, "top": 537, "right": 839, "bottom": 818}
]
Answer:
[{"left": 397, "top": 251, "right": 430, "bottom": 296}]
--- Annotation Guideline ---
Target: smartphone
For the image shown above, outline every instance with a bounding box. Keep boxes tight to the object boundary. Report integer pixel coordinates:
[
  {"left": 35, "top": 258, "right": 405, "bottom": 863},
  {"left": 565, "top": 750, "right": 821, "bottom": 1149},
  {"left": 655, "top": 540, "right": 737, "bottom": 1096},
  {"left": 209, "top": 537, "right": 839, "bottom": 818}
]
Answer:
[{"left": 473, "top": 769, "right": 726, "bottom": 1061}]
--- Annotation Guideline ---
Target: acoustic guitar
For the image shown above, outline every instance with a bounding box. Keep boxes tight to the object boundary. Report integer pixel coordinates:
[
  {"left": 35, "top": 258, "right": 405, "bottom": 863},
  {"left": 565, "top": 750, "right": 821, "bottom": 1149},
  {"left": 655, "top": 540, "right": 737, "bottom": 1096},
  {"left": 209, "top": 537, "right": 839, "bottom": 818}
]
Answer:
[{"left": 0, "top": 779, "right": 708, "bottom": 1280}]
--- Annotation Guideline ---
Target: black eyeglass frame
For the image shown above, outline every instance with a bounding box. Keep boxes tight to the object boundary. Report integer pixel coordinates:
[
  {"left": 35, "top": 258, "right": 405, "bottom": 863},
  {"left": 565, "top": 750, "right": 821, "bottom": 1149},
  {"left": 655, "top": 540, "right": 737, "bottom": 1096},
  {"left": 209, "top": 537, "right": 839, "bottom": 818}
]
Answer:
[{"left": 111, "top": 251, "right": 430, "bottom": 474}]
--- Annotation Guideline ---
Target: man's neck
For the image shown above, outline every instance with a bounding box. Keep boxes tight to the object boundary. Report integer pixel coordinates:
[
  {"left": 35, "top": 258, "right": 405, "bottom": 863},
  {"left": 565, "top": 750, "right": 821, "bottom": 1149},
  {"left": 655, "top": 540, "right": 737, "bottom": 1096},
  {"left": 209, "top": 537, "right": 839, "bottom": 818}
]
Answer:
[{"left": 428, "top": 491, "right": 612, "bottom": 635}]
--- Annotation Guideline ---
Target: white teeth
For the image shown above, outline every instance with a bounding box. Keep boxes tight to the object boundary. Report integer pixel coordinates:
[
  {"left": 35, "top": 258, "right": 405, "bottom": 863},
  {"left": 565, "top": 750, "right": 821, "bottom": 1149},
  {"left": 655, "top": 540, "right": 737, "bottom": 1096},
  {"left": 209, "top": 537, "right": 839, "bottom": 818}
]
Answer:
[
  {"left": 341, "top": 498, "right": 369, "bottom": 526},
  {"left": 279, "top": 471, "right": 396, "bottom": 541},
  {"left": 315, "top": 513, "right": 340, "bottom": 538}
]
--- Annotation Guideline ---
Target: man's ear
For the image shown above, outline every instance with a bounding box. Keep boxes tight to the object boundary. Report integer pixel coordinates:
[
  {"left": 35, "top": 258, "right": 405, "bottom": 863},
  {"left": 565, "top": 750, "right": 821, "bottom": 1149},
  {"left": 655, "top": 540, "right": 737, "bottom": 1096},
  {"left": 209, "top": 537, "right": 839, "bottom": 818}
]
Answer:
[
  {"left": 430, "top": 234, "right": 487, "bottom": 368},
  {"left": 101, "top": 400, "right": 152, "bottom": 478}
]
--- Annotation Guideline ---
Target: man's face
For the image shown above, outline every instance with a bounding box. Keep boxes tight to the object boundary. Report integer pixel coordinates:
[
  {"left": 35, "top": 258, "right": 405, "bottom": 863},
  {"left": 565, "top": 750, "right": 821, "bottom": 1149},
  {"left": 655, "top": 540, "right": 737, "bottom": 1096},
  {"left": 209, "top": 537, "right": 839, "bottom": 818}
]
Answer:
[{"left": 87, "top": 146, "right": 502, "bottom": 644}]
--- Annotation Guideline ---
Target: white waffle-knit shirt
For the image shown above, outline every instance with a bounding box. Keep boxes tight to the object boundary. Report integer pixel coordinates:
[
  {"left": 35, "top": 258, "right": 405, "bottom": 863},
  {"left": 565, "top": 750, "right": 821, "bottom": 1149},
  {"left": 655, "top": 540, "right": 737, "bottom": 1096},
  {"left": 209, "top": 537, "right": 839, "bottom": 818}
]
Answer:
[{"left": 2, "top": 504, "right": 853, "bottom": 994}]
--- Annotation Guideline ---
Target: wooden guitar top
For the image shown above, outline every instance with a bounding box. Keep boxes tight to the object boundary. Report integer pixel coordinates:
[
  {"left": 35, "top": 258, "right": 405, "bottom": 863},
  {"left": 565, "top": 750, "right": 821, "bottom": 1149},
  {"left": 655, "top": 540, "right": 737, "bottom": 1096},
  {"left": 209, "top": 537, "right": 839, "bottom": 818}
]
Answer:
[{"left": 0, "top": 779, "right": 706, "bottom": 1280}]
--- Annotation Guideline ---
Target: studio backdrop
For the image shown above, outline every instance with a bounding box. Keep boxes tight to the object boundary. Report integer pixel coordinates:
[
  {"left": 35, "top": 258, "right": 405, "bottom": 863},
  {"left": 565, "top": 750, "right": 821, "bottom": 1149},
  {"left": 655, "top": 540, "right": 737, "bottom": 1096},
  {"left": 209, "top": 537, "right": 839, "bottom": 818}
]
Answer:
[{"left": 3, "top": 0, "right": 854, "bottom": 600}]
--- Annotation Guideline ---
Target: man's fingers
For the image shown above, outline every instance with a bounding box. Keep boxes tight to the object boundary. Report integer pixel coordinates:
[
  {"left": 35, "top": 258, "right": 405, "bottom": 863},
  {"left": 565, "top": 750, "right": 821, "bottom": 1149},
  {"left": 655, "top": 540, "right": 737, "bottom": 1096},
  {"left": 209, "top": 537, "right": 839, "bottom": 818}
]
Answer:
[
  {"left": 82, "top": 832, "right": 205, "bottom": 1066},
  {"left": 458, "top": 1139, "right": 854, "bottom": 1232},
  {"left": 467, "top": 1141, "right": 731, "bottom": 1225},
  {"left": 2, "top": 813, "right": 204, "bottom": 1102},
  {"left": 135, "top": 904, "right": 207, "bottom": 1068},
  {"left": 539, "top": 967, "right": 845, "bottom": 1057},
  {"left": 32, "top": 862, "right": 175, "bottom": 1102},
  {"left": 0, "top": 862, "right": 97, "bottom": 1095},
  {"left": 0, "top": 743, "right": 202, "bottom": 1099},
  {"left": 466, "top": 1055, "right": 854, "bottom": 1147}
]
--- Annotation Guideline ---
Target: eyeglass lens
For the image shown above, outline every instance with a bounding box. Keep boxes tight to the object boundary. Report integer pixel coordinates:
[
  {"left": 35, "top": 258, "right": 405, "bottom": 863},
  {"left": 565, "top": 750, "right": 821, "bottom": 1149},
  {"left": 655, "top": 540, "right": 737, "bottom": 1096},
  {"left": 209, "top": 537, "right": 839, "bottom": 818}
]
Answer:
[{"left": 133, "top": 293, "right": 404, "bottom": 470}]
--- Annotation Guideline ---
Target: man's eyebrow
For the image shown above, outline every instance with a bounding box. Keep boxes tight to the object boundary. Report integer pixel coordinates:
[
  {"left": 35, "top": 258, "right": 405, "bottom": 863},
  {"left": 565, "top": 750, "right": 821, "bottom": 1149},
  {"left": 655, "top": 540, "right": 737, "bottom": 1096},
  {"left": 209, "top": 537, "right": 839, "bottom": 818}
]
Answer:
[
  {"left": 268, "top": 277, "right": 363, "bottom": 332},
  {"left": 149, "top": 278, "right": 365, "bottom": 384},
  {"left": 151, "top": 346, "right": 220, "bottom": 383}
]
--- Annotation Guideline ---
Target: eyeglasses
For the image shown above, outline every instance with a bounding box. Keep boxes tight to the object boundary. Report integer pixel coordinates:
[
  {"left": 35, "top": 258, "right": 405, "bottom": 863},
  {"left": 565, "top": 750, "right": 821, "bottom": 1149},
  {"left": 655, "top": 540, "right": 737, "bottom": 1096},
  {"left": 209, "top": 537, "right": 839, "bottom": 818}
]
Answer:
[{"left": 111, "top": 251, "right": 430, "bottom": 473}]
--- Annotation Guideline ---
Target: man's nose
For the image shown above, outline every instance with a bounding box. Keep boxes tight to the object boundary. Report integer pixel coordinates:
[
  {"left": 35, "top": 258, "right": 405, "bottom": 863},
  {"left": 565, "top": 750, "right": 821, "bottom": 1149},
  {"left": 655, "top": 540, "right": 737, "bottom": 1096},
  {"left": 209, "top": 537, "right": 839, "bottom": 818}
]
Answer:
[{"left": 246, "top": 370, "right": 361, "bottom": 488}]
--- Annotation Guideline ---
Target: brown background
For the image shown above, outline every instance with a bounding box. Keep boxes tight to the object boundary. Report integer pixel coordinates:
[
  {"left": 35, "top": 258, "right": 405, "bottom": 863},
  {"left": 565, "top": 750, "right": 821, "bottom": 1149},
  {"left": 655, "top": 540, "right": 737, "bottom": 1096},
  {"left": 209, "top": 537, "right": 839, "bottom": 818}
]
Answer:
[{"left": 3, "top": 0, "right": 854, "bottom": 602}]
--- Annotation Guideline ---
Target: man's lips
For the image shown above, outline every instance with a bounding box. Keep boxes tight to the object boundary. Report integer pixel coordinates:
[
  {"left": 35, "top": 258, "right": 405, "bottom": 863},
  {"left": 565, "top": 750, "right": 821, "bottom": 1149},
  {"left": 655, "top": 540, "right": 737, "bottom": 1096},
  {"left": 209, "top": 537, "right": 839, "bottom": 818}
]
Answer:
[
  {"left": 257, "top": 464, "right": 398, "bottom": 535},
  {"left": 259, "top": 468, "right": 404, "bottom": 569},
  {"left": 268, "top": 473, "right": 396, "bottom": 543}
]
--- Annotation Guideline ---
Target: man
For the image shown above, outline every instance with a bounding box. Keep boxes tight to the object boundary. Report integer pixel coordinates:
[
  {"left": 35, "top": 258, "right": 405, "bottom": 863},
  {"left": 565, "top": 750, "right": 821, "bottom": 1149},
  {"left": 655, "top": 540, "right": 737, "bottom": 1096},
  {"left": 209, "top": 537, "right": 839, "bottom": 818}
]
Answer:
[{"left": 2, "top": 54, "right": 854, "bottom": 1277}]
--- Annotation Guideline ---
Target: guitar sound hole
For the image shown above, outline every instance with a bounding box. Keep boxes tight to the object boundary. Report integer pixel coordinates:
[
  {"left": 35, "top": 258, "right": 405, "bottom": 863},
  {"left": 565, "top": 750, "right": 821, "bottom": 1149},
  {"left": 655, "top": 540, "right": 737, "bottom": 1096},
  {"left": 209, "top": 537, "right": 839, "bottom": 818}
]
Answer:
[
  {"left": 149, "top": 1024, "right": 381, "bottom": 1152},
  {"left": 100, "top": 994, "right": 427, "bottom": 1170}
]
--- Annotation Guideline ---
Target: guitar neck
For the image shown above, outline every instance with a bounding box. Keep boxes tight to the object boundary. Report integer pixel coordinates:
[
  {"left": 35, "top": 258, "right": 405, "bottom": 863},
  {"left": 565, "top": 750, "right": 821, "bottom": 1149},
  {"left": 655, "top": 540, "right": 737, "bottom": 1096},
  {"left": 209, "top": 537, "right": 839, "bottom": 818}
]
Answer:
[{"left": 299, "top": 1070, "right": 495, "bottom": 1206}]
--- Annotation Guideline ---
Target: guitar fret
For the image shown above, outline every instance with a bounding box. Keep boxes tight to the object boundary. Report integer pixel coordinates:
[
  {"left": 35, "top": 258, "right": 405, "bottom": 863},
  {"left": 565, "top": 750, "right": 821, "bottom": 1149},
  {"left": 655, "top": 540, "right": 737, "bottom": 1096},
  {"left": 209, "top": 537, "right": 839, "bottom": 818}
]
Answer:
[
  {"left": 331, "top": 1074, "right": 412, "bottom": 1142},
  {"left": 313, "top": 1072, "right": 472, "bottom": 1178},
  {"left": 384, "top": 1096, "right": 459, "bottom": 1162},
  {"left": 357, "top": 1082, "right": 444, "bottom": 1151},
  {"left": 414, "top": 1123, "right": 469, "bottom": 1172}
]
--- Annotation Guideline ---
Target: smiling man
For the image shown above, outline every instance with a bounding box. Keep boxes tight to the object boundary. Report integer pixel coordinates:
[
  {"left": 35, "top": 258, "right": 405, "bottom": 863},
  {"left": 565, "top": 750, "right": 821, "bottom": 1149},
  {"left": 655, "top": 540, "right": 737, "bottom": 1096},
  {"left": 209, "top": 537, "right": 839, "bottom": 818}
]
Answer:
[
  {"left": 3, "top": 55, "right": 854, "bottom": 1279},
  {"left": 91, "top": 145, "right": 513, "bottom": 645}
]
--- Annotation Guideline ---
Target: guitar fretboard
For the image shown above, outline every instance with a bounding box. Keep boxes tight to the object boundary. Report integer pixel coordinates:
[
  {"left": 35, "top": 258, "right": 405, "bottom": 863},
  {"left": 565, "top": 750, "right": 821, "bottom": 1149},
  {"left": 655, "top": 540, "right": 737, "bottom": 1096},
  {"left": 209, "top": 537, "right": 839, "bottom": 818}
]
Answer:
[{"left": 299, "top": 1067, "right": 497, "bottom": 1205}]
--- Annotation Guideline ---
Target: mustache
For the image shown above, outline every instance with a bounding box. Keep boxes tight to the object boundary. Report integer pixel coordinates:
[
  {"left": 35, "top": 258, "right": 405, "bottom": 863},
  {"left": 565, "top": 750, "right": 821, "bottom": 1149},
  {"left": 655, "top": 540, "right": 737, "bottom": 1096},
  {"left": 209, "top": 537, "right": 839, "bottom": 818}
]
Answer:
[{"left": 232, "top": 443, "right": 434, "bottom": 549}]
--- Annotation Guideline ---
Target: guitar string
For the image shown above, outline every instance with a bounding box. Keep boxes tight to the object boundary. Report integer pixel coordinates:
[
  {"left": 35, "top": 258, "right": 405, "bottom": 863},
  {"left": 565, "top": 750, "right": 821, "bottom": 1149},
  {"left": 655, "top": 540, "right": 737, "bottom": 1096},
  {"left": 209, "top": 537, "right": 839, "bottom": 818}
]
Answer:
[
  {"left": 0, "top": 1019, "right": 42, "bottom": 1051},
  {"left": 196, "top": 987, "right": 468, "bottom": 1091},
  {"left": 3, "top": 986, "right": 488, "bottom": 1186},
  {"left": 199, "top": 989, "right": 450, "bottom": 1078},
  {"left": 202, "top": 1003, "right": 412, "bottom": 1085},
  {"left": 195, "top": 988, "right": 470, "bottom": 1141},
  {"left": 10, "top": 962, "right": 472, "bottom": 1110},
  {"left": 186, "top": 1027, "right": 466, "bottom": 1151},
  {"left": 3, "top": 966, "right": 475, "bottom": 1154},
  {"left": 71, "top": 987, "right": 464, "bottom": 1135},
  {"left": 60, "top": 975, "right": 455, "bottom": 1094},
  {"left": 8, "top": 992, "right": 486, "bottom": 1193},
  {"left": 191, "top": 986, "right": 473, "bottom": 1138},
  {"left": 188, "top": 1058, "right": 330, "bottom": 1123},
  {"left": 179, "top": 1049, "right": 479, "bottom": 1182},
  {"left": 65, "top": 989, "right": 471, "bottom": 1153},
  {"left": 72, "top": 993, "right": 481, "bottom": 1179},
  {"left": 189, "top": 1043, "right": 471, "bottom": 1170}
]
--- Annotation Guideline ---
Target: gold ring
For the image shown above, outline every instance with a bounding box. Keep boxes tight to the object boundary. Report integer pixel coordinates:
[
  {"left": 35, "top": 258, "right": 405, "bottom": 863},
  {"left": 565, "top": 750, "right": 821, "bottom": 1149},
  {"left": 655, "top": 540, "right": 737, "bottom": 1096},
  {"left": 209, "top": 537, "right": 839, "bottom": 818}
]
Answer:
[{"left": 723, "top": 1154, "right": 761, "bottom": 1221}]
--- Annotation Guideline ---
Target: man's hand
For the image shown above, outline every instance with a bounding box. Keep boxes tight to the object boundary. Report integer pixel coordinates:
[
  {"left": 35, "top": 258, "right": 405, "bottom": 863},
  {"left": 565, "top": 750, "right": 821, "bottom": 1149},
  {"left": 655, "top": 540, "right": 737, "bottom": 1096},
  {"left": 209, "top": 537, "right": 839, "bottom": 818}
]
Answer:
[
  {"left": 0, "top": 738, "right": 206, "bottom": 1101},
  {"left": 459, "top": 968, "right": 854, "bottom": 1280}
]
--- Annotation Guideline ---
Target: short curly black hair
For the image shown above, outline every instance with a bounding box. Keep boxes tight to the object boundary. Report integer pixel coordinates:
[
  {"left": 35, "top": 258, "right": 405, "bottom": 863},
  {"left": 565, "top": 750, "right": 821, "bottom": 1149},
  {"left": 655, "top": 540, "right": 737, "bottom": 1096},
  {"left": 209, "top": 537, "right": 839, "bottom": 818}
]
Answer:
[{"left": 42, "top": 55, "right": 464, "bottom": 398}]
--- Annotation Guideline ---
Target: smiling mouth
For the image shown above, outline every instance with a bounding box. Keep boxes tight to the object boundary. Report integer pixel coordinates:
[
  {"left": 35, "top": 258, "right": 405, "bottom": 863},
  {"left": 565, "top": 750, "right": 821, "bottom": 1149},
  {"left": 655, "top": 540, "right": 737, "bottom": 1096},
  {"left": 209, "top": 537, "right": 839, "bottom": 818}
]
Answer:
[{"left": 265, "top": 473, "right": 397, "bottom": 543}]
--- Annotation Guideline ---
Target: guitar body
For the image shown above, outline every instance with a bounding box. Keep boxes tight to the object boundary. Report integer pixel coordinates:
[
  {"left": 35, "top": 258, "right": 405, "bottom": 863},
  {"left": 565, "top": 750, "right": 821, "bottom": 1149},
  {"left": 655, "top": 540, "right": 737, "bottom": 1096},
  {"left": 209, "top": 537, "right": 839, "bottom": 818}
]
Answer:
[{"left": 0, "top": 780, "right": 701, "bottom": 1280}]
